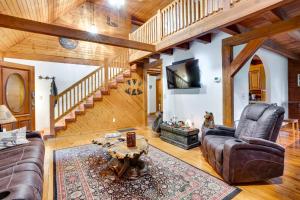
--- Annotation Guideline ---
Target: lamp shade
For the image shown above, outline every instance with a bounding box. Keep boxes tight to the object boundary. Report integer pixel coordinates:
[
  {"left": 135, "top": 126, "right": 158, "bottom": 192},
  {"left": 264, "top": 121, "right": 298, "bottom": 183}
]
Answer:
[{"left": 0, "top": 105, "right": 17, "bottom": 125}]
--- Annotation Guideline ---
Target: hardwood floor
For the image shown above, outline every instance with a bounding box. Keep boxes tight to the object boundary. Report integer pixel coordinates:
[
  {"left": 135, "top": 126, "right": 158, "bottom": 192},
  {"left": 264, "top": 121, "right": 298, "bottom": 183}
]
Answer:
[{"left": 43, "top": 127, "right": 300, "bottom": 200}]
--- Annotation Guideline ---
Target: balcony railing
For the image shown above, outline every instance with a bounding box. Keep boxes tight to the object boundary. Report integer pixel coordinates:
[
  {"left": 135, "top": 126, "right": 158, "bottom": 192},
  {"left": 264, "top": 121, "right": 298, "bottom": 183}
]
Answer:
[{"left": 129, "top": 0, "right": 243, "bottom": 59}]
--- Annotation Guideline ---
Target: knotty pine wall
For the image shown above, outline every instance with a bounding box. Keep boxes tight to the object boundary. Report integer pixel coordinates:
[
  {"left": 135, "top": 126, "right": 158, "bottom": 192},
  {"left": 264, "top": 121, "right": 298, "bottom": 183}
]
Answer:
[
  {"left": 57, "top": 68, "right": 145, "bottom": 137},
  {"left": 288, "top": 59, "right": 300, "bottom": 122}
]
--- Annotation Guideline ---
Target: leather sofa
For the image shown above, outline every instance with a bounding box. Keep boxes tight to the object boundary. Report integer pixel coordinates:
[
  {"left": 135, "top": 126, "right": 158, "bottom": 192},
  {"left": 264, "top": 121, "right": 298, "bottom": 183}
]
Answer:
[
  {"left": 201, "top": 103, "right": 285, "bottom": 184},
  {"left": 0, "top": 132, "right": 44, "bottom": 199}
]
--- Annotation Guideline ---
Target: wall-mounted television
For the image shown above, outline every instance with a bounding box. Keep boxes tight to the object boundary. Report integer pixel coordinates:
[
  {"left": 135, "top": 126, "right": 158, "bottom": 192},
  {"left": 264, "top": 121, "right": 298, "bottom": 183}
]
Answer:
[{"left": 166, "top": 58, "right": 201, "bottom": 89}]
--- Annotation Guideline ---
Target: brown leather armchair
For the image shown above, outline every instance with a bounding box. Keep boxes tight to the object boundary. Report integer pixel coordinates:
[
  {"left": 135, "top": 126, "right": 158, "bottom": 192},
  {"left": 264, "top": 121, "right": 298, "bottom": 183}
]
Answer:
[{"left": 201, "top": 103, "right": 285, "bottom": 184}]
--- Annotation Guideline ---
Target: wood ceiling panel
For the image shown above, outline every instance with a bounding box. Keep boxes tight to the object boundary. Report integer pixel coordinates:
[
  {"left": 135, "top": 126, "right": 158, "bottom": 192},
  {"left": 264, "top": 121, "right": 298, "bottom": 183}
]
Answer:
[
  {"left": 93, "top": 0, "right": 173, "bottom": 22},
  {"left": 7, "top": 33, "right": 127, "bottom": 61},
  {"left": 0, "top": 0, "right": 84, "bottom": 53}
]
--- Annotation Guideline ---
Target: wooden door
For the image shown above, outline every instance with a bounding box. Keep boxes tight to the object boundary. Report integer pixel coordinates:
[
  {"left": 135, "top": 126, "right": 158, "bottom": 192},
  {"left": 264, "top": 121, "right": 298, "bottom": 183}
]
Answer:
[
  {"left": 249, "top": 70, "right": 261, "bottom": 90},
  {"left": 0, "top": 61, "right": 35, "bottom": 131},
  {"left": 156, "top": 77, "right": 163, "bottom": 112}
]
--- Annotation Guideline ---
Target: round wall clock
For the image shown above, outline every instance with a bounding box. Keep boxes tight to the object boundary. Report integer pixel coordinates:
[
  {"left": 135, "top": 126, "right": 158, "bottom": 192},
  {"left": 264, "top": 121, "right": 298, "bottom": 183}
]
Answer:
[{"left": 59, "top": 37, "right": 78, "bottom": 50}]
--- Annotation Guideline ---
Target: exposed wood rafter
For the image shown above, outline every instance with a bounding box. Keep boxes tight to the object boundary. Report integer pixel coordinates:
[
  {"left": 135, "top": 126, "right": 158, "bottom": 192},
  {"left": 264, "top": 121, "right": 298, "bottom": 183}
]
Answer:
[
  {"left": 195, "top": 33, "right": 212, "bottom": 44},
  {"left": 230, "top": 38, "right": 266, "bottom": 76},
  {"left": 223, "top": 15, "right": 300, "bottom": 46},
  {"left": 0, "top": 14, "right": 156, "bottom": 52},
  {"left": 175, "top": 42, "right": 190, "bottom": 50}
]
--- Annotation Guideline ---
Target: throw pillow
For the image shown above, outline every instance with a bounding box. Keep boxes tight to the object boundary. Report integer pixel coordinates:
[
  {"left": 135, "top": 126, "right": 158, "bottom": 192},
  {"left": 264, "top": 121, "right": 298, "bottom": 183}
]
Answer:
[{"left": 0, "top": 127, "right": 29, "bottom": 150}]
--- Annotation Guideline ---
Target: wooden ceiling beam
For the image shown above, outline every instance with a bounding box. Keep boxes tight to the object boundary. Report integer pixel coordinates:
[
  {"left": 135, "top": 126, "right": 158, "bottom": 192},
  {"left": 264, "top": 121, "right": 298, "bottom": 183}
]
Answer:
[
  {"left": 230, "top": 38, "right": 267, "bottom": 76},
  {"left": 222, "top": 23, "right": 300, "bottom": 60},
  {"left": 3, "top": 52, "right": 103, "bottom": 66},
  {"left": 175, "top": 42, "right": 190, "bottom": 50},
  {"left": 223, "top": 15, "right": 300, "bottom": 46},
  {"left": 195, "top": 33, "right": 212, "bottom": 44},
  {"left": 161, "top": 48, "right": 173, "bottom": 55},
  {"left": 144, "top": 59, "right": 162, "bottom": 69},
  {"left": 268, "top": 9, "right": 300, "bottom": 41},
  {"left": 0, "top": 14, "right": 156, "bottom": 52},
  {"left": 150, "top": 54, "right": 161, "bottom": 60}
]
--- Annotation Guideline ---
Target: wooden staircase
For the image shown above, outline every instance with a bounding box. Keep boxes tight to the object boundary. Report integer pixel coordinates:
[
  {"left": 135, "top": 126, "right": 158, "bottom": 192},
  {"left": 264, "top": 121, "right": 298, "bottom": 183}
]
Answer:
[{"left": 46, "top": 52, "right": 133, "bottom": 138}]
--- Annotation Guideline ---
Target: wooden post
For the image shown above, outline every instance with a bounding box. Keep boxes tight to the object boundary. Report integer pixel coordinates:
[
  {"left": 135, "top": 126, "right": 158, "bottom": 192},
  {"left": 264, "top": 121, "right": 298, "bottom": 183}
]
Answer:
[
  {"left": 222, "top": 44, "right": 234, "bottom": 127},
  {"left": 157, "top": 9, "right": 162, "bottom": 42},
  {"left": 104, "top": 58, "right": 109, "bottom": 90},
  {"left": 49, "top": 95, "right": 56, "bottom": 136}
]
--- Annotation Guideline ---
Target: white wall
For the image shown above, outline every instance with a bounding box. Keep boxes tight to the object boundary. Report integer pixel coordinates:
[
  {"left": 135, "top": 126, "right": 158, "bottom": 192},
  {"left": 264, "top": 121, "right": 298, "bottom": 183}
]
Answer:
[
  {"left": 162, "top": 33, "right": 224, "bottom": 128},
  {"left": 4, "top": 58, "right": 98, "bottom": 130},
  {"left": 147, "top": 75, "right": 157, "bottom": 114},
  {"left": 162, "top": 32, "right": 289, "bottom": 128},
  {"left": 233, "top": 46, "right": 289, "bottom": 120}
]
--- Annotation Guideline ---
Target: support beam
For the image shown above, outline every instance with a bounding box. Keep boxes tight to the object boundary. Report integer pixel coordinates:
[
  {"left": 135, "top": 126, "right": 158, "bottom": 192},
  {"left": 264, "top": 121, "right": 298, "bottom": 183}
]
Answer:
[
  {"left": 230, "top": 38, "right": 267, "bottom": 76},
  {"left": 175, "top": 42, "right": 190, "bottom": 50},
  {"left": 223, "top": 15, "right": 300, "bottom": 46},
  {"left": 222, "top": 44, "right": 234, "bottom": 127},
  {"left": 4, "top": 52, "right": 103, "bottom": 66},
  {"left": 150, "top": 54, "right": 161, "bottom": 60},
  {"left": 144, "top": 59, "right": 163, "bottom": 69},
  {"left": 161, "top": 49, "right": 173, "bottom": 55},
  {"left": 195, "top": 33, "right": 212, "bottom": 44},
  {"left": 222, "top": 24, "right": 300, "bottom": 60},
  {"left": 0, "top": 14, "right": 156, "bottom": 52}
]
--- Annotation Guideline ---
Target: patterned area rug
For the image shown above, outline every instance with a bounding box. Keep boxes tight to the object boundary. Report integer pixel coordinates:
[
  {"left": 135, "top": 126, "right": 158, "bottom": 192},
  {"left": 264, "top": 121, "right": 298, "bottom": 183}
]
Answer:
[{"left": 54, "top": 144, "right": 240, "bottom": 200}]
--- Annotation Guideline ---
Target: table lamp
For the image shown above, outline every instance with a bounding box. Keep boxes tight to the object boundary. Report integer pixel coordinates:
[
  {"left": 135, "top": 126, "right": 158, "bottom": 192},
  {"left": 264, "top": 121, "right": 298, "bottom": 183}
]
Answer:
[{"left": 0, "top": 105, "right": 17, "bottom": 132}]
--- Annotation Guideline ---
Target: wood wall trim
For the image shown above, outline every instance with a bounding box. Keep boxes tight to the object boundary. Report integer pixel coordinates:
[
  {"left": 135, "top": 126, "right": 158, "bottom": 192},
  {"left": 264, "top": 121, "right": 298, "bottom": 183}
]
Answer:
[{"left": 0, "top": 14, "right": 156, "bottom": 52}]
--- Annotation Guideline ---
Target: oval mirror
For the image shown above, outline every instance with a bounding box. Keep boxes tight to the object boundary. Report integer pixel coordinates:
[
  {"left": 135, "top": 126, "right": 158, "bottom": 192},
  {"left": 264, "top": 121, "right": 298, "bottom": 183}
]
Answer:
[{"left": 5, "top": 73, "right": 26, "bottom": 113}]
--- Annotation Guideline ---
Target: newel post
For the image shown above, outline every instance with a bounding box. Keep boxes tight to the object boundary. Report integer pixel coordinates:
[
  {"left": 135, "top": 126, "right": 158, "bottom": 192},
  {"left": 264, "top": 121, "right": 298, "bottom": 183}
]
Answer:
[{"left": 49, "top": 95, "right": 55, "bottom": 136}]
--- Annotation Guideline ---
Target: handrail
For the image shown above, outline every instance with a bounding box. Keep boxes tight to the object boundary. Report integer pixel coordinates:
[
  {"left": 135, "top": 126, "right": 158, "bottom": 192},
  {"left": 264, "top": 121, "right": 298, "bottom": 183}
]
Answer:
[{"left": 50, "top": 51, "right": 130, "bottom": 128}]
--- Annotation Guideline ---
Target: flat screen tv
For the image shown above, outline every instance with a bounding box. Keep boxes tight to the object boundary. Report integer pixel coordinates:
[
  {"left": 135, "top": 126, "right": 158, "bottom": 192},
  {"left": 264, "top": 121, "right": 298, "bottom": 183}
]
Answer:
[{"left": 166, "top": 58, "right": 201, "bottom": 89}]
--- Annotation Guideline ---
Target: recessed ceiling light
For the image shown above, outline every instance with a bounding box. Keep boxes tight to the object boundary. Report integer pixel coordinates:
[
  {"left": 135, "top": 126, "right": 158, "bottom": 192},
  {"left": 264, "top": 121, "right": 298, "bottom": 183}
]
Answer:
[
  {"left": 89, "top": 24, "right": 98, "bottom": 34},
  {"left": 109, "top": 0, "right": 125, "bottom": 9}
]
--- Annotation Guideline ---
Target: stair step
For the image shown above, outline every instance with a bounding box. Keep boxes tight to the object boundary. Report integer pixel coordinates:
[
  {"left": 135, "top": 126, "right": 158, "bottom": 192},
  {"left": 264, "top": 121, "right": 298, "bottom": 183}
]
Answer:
[
  {"left": 108, "top": 81, "right": 118, "bottom": 89},
  {"left": 84, "top": 97, "right": 94, "bottom": 108},
  {"left": 75, "top": 105, "right": 85, "bottom": 115},
  {"left": 101, "top": 88, "right": 110, "bottom": 95},
  {"left": 64, "top": 112, "right": 76, "bottom": 122},
  {"left": 116, "top": 75, "right": 125, "bottom": 83},
  {"left": 55, "top": 120, "right": 66, "bottom": 132},
  {"left": 93, "top": 91, "right": 103, "bottom": 101},
  {"left": 123, "top": 70, "right": 131, "bottom": 78}
]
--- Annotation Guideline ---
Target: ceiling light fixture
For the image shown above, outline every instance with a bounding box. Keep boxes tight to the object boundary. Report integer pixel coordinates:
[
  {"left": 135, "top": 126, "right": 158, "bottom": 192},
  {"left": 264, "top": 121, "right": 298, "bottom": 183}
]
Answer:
[
  {"left": 109, "top": 0, "right": 125, "bottom": 9},
  {"left": 89, "top": 2, "right": 98, "bottom": 34}
]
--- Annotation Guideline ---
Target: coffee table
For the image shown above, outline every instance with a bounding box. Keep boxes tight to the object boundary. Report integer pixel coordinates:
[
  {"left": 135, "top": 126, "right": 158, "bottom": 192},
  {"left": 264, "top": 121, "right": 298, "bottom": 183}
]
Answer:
[{"left": 92, "top": 134, "right": 149, "bottom": 180}]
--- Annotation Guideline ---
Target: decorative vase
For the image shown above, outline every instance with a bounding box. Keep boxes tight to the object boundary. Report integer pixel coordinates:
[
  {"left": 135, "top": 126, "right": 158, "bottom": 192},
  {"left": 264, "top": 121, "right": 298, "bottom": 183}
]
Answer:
[{"left": 126, "top": 132, "right": 136, "bottom": 147}]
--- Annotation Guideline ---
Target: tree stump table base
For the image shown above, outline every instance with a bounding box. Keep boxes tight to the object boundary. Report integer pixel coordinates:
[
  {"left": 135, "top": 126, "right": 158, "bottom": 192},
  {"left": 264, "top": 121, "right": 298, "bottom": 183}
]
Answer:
[{"left": 93, "top": 134, "right": 149, "bottom": 180}]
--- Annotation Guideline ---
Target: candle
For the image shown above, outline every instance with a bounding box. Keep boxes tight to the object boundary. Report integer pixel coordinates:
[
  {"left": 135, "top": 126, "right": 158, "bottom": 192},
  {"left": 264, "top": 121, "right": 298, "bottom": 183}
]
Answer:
[{"left": 126, "top": 132, "right": 136, "bottom": 147}]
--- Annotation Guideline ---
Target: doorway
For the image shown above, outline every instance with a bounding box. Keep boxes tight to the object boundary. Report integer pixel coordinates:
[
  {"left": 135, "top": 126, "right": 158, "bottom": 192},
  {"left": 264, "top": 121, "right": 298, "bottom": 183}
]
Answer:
[
  {"left": 144, "top": 61, "right": 163, "bottom": 127},
  {"left": 248, "top": 55, "right": 267, "bottom": 103}
]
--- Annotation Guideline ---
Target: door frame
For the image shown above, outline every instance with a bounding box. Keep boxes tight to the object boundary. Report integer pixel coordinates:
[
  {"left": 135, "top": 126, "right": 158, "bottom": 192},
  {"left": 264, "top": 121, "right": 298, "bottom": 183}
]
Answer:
[
  {"left": 143, "top": 60, "right": 163, "bottom": 126},
  {"left": 0, "top": 61, "right": 35, "bottom": 130}
]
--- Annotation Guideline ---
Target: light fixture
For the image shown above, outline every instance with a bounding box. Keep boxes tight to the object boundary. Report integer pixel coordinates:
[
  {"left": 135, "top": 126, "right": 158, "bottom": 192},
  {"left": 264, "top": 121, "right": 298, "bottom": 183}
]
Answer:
[
  {"left": 89, "top": 2, "right": 98, "bottom": 34},
  {"left": 109, "top": 0, "right": 125, "bottom": 9}
]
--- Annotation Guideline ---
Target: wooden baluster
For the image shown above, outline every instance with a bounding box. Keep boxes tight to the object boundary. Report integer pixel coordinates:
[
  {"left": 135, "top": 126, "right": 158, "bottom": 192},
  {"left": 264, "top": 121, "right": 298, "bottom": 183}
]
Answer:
[
  {"left": 62, "top": 95, "right": 65, "bottom": 114},
  {"left": 183, "top": 0, "right": 187, "bottom": 27},
  {"left": 104, "top": 58, "right": 109, "bottom": 90},
  {"left": 222, "top": 0, "right": 231, "bottom": 10},
  {"left": 191, "top": 0, "right": 195, "bottom": 23},
  {"left": 157, "top": 11, "right": 161, "bottom": 42},
  {"left": 69, "top": 90, "right": 72, "bottom": 108},
  {"left": 81, "top": 82, "right": 83, "bottom": 100}
]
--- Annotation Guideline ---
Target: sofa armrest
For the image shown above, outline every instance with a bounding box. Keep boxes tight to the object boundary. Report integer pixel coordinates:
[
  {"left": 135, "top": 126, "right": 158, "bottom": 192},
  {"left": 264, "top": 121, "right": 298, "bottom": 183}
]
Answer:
[
  {"left": 216, "top": 125, "right": 236, "bottom": 133},
  {"left": 240, "top": 136, "right": 285, "bottom": 152},
  {"left": 222, "top": 138, "right": 285, "bottom": 183},
  {"left": 201, "top": 126, "right": 235, "bottom": 144},
  {"left": 26, "top": 131, "right": 42, "bottom": 139}
]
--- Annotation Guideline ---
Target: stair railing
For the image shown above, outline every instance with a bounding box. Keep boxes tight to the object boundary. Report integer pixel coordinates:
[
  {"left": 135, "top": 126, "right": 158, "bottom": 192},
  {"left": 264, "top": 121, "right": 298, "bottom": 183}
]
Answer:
[{"left": 49, "top": 51, "right": 130, "bottom": 135}]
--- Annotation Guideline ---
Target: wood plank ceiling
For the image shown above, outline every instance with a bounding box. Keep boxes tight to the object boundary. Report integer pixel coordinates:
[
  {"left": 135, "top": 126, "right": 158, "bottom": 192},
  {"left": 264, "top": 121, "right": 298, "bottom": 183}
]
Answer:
[
  {"left": 222, "top": 0, "right": 300, "bottom": 59},
  {"left": 0, "top": 0, "right": 172, "bottom": 64}
]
